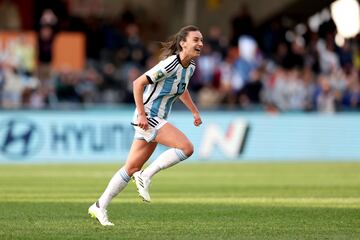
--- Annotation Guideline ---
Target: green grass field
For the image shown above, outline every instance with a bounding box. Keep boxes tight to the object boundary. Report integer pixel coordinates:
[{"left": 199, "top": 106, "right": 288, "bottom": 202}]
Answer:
[{"left": 0, "top": 162, "right": 360, "bottom": 240}]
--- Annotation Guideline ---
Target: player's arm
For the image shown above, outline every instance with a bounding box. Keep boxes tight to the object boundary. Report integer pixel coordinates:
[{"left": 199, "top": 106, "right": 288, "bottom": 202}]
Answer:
[
  {"left": 179, "top": 89, "right": 202, "bottom": 126},
  {"left": 133, "top": 74, "right": 150, "bottom": 130}
]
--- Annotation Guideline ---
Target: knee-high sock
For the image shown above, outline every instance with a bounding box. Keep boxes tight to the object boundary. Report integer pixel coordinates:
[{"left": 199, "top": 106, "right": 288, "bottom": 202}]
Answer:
[
  {"left": 98, "top": 167, "right": 130, "bottom": 209},
  {"left": 141, "top": 148, "right": 188, "bottom": 179}
]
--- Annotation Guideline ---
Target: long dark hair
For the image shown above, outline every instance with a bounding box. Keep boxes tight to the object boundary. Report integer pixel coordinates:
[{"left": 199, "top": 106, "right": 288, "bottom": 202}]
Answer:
[{"left": 159, "top": 25, "right": 200, "bottom": 59}]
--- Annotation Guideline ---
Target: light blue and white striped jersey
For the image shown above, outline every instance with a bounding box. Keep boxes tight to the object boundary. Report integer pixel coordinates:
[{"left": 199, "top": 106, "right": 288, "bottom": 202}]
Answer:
[{"left": 138, "top": 55, "right": 196, "bottom": 119}]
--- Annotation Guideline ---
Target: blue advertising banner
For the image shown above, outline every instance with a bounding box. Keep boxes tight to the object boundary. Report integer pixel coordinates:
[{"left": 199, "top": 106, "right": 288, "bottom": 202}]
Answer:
[
  {"left": 0, "top": 110, "right": 359, "bottom": 163},
  {"left": 0, "top": 111, "right": 134, "bottom": 163},
  {"left": 195, "top": 113, "right": 360, "bottom": 161}
]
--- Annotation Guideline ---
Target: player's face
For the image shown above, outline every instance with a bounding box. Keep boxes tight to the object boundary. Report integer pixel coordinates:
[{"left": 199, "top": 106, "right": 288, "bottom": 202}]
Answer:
[{"left": 182, "top": 31, "right": 203, "bottom": 58}]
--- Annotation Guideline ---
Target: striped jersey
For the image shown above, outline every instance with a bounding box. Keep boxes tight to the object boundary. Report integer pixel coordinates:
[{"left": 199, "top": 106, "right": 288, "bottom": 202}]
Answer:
[{"left": 139, "top": 54, "right": 196, "bottom": 119}]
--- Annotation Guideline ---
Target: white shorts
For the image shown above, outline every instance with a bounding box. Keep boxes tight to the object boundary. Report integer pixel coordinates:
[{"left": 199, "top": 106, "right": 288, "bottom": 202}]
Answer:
[{"left": 132, "top": 116, "right": 167, "bottom": 142}]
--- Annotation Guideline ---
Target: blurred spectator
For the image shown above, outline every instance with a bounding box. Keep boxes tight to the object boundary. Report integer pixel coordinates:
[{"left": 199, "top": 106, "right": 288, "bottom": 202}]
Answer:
[
  {"left": 116, "top": 23, "right": 148, "bottom": 66},
  {"left": 119, "top": 5, "right": 136, "bottom": 28},
  {"left": 100, "top": 19, "right": 126, "bottom": 62},
  {"left": 0, "top": 63, "right": 5, "bottom": 106},
  {"left": 21, "top": 86, "right": 49, "bottom": 109},
  {"left": 121, "top": 65, "right": 142, "bottom": 103},
  {"left": 341, "top": 70, "right": 360, "bottom": 110},
  {"left": 286, "top": 37, "right": 306, "bottom": 69},
  {"left": 40, "top": 8, "right": 58, "bottom": 27},
  {"left": 206, "top": 25, "right": 228, "bottom": 59},
  {"left": 11, "top": 35, "right": 36, "bottom": 75},
  {"left": 230, "top": 3, "right": 254, "bottom": 46},
  {"left": 38, "top": 9, "right": 58, "bottom": 81},
  {"left": 273, "top": 42, "right": 289, "bottom": 67},
  {"left": 197, "top": 44, "right": 220, "bottom": 87},
  {"left": 84, "top": 16, "right": 103, "bottom": 60},
  {"left": 218, "top": 47, "right": 242, "bottom": 106},
  {"left": 337, "top": 40, "right": 353, "bottom": 74},
  {"left": 232, "top": 36, "right": 261, "bottom": 93},
  {"left": 2, "top": 65, "right": 24, "bottom": 109},
  {"left": 197, "top": 85, "right": 223, "bottom": 108},
  {"left": 38, "top": 25, "right": 55, "bottom": 78},
  {"left": 315, "top": 74, "right": 336, "bottom": 113},
  {"left": 78, "top": 67, "right": 103, "bottom": 104},
  {"left": 304, "top": 31, "right": 320, "bottom": 73},
  {"left": 1, "top": 62, "right": 39, "bottom": 109},
  {"left": 239, "top": 68, "right": 264, "bottom": 108},
  {"left": 261, "top": 20, "right": 286, "bottom": 58},
  {"left": 270, "top": 67, "right": 308, "bottom": 111},
  {"left": 328, "top": 69, "right": 347, "bottom": 106},
  {"left": 301, "top": 67, "right": 317, "bottom": 111},
  {"left": 54, "top": 70, "right": 83, "bottom": 104},
  {"left": 99, "top": 62, "right": 123, "bottom": 103},
  {"left": 317, "top": 36, "right": 340, "bottom": 74}
]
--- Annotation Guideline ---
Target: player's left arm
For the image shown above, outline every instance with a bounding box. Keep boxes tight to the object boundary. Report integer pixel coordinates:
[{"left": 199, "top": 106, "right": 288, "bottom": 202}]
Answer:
[{"left": 179, "top": 89, "right": 202, "bottom": 126}]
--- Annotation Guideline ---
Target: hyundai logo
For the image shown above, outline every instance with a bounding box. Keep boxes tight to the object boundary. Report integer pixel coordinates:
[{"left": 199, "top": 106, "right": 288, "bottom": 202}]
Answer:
[{"left": 0, "top": 118, "right": 43, "bottom": 160}]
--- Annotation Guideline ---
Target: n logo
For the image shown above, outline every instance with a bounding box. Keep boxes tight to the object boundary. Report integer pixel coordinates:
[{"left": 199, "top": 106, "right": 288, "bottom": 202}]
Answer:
[{"left": 199, "top": 119, "right": 249, "bottom": 158}]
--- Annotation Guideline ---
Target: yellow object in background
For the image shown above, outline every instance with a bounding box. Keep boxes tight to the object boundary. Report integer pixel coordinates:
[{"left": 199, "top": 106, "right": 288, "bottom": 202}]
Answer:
[{"left": 207, "top": 0, "right": 220, "bottom": 10}]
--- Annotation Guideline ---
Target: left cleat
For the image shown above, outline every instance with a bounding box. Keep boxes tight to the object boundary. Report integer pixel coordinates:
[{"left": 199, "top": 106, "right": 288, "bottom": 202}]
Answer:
[
  {"left": 88, "top": 202, "right": 114, "bottom": 226},
  {"left": 133, "top": 171, "right": 151, "bottom": 203}
]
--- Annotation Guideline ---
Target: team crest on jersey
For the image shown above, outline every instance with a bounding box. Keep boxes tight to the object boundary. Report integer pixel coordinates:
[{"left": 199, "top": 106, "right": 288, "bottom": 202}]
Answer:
[{"left": 153, "top": 70, "right": 165, "bottom": 81}]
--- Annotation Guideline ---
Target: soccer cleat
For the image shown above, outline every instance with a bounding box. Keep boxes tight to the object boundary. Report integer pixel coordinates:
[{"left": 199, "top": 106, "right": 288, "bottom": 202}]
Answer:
[
  {"left": 133, "top": 171, "right": 151, "bottom": 202},
  {"left": 88, "top": 202, "right": 114, "bottom": 226}
]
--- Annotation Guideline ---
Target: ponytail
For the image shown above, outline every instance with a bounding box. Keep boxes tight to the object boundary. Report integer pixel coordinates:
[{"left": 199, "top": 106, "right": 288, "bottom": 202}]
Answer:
[{"left": 159, "top": 25, "right": 199, "bottom": 59}]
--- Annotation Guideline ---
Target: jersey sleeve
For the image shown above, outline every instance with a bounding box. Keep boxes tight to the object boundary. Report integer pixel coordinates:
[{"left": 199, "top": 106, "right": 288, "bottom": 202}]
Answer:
[{"left": 145, "top": 55, "right": 178, "bottom": 84}]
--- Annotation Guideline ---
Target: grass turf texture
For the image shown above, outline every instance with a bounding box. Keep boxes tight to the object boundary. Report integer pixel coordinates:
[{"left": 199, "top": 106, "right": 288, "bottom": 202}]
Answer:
[{"left": 0, "top": 163, "right": 359, "bottom": 240}]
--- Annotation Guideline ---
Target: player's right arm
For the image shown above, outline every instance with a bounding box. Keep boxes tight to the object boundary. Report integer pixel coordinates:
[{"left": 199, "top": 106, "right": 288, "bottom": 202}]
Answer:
[{"left": 133, "top": 74, "right": 150, "bottom": 130}]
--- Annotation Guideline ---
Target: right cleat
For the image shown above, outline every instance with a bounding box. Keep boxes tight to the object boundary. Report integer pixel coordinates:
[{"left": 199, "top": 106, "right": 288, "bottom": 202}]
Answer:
[
  {"left": 132, "top": 171, "right": 151, "bottom": 203},
  {"left": 88, "top": 202, "right": 114, "bottom": 226}
]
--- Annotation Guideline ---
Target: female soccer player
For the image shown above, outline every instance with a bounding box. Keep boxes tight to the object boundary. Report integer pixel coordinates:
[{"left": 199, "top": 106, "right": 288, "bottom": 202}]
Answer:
[{"left": 88, "top": 25, "right": 203, "bottom": 226}]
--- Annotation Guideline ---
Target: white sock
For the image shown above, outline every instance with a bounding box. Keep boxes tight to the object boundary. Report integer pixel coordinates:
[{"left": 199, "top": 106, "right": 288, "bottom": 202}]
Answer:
[
  {"left": 142, "top": 148, "right": 188, "bottom": 179},
  {"left": 98, "top": 167, "right": 130, "bottom": 209}
]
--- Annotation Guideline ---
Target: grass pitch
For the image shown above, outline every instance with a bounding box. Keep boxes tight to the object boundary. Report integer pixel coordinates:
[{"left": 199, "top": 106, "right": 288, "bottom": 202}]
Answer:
[{"left": 0, "top": 162, "right": 359, "bottom": 240}]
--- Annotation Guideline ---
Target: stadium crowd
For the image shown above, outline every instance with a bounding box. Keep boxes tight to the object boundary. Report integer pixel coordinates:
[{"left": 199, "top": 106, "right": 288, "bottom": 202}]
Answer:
[{"left": 0, "top": 3, "right": 360, "bottom": 113}]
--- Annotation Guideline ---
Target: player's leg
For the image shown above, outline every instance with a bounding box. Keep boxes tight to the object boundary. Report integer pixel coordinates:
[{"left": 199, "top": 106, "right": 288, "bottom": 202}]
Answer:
[
  {"left": 89, "top": 139, "right": 157, "bottom": 225},
  {"left": 143, "top": 122, "right": 193, "bottom": 178},
  {"left": 122, "top": 140, "right": 158, "bottom": 176},
  {"left": 133, "top": 122, "right": 193, "bottom": 202},
  {"left": 97, "top": 139, "right": 157, "bottom": 208}
]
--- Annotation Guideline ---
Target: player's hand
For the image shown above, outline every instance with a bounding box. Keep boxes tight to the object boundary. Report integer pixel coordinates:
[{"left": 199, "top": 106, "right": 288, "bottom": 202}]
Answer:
[
  {"left": 137, "top": 114, "right": 149, "bottom": 130},
  {"left": 193, "top": 112, "right": 202, "bottom": 127}
]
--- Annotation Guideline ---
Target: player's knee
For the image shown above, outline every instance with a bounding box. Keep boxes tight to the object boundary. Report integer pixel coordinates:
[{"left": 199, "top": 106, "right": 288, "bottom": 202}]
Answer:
[
  {"left": 182, "top": 141, "right": 194, "bottom": 157},
  {"left": 124, "top": 166, "right": 141, "bottom": 176}
]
